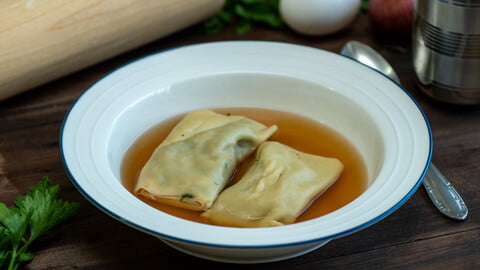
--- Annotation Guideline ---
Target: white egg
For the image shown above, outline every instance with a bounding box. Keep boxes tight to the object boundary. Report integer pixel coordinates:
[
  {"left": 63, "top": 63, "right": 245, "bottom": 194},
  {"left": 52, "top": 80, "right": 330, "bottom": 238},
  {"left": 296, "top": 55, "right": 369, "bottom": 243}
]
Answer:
[{"left": 280, "top": 0, "right": 361, "bottom": 36}]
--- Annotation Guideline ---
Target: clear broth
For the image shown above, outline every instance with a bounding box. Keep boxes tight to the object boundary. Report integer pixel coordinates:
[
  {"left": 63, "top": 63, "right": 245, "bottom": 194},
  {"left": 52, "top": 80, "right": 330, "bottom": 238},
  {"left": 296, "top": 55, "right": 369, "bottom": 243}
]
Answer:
[{"left": 121, "top": 108, "right": 368, "bottom": 225}]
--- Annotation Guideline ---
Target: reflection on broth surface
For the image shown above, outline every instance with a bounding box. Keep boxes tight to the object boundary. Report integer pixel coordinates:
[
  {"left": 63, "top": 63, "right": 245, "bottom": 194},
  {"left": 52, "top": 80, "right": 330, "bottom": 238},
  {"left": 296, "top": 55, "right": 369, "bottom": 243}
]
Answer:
[{"left": 121, "top": 108, "right": 368, "bottom": 226}]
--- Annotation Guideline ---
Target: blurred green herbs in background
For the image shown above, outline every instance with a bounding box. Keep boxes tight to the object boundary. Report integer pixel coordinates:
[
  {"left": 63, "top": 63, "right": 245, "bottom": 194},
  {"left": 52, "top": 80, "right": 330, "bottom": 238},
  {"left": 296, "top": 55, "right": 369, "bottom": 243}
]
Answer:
[
  {"left": 361, "top": 0, "right": 369, "bottom": 12},
  {"left": 203, "top": 0, "right": 369, "bottom": 34},
  {"left": 203, "top": 0, "right": 284, "bottom": 34}
]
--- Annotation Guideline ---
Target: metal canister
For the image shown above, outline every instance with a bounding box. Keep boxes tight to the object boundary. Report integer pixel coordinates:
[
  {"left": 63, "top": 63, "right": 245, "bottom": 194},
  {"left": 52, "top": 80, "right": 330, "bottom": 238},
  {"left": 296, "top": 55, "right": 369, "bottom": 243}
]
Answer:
[{"left": 413, "top": 0, "right": 480, "bottom": 105}]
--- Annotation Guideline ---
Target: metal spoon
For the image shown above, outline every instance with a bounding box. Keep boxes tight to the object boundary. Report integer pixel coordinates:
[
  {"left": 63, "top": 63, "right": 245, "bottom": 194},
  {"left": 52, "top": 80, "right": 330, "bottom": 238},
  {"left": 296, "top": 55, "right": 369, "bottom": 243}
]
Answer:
[{"left": 340, "top": 41, "right": 468, "bottom": 221}]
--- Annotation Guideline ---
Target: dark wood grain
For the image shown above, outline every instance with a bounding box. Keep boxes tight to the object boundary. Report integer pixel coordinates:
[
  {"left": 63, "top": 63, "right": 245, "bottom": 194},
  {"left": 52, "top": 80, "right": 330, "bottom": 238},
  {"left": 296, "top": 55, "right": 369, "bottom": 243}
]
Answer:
[{"left": 1, "top": 15, "right": 479, "bottom": 270}]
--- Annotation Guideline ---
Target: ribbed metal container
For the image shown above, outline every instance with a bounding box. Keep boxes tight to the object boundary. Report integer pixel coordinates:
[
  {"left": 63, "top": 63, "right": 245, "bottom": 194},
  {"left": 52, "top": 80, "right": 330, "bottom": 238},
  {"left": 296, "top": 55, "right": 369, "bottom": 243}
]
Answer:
[{"left": 413, "top": 0, "right": 480, "bottom": 104}]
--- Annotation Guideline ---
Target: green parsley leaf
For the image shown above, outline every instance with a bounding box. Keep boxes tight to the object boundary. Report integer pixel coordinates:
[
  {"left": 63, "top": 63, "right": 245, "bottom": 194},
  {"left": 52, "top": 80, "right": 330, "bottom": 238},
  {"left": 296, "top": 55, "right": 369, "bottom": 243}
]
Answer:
[
  {"left": 361, "top": 0, "right": 369, "bottom": 13},
  {"left": 180, "top": 193, "right": 194, "bottom": 201},
  {"left": 0, "top": 227, "right": 8, "bottom": 247},
  {"left": 0, "top": 250, "right": 9, "bottom": 269},
  {"left": 234, "top": 2, "right": 283, "bottom": 27},
  {"left": 236, "top": 20, "right": 251, "bottom": 35},
  {"left": 15, "top": 178, "right": 79, "bottom": 239},
  {"left": 0, "top": 177, "right": 79, "bottom": 270},
  {"left": 0, "top": 226, "right": 10, "bottom": 268},
  {"left": 203, "top": 0, "right": 283, "bottom": 34},
  {"left": 0, "top": 204, "right": 29, "bottom": 249}
]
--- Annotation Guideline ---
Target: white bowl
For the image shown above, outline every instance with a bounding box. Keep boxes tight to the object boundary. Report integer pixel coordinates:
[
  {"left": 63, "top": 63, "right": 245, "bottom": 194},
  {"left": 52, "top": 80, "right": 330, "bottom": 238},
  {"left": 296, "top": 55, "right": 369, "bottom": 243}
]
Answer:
[{"left": 60, "top": 41, "right": 432, "bottom": 263}]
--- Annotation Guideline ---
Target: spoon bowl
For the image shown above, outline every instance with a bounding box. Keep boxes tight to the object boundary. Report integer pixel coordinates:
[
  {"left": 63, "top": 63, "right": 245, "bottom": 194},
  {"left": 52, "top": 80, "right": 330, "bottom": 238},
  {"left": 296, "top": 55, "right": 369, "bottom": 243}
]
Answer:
[{"left": 341, "top": 41, "right": 401, "bottom": 84}]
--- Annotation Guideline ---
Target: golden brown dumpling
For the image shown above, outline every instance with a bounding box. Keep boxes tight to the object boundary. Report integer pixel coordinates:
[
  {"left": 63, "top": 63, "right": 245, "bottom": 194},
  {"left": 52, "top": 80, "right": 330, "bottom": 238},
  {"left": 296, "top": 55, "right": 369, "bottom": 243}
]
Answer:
[
  {"left": 134, "top": 110, "right": 277, "bottom": 211},
  {"left": 202, "top": 141, "right": 344, "bottom": 227}
]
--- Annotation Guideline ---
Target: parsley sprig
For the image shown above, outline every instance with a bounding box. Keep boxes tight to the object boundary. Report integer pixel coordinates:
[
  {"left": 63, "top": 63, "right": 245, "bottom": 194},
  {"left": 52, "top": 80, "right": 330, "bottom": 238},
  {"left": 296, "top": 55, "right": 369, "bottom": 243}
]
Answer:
[
  {"left": 0, "top": 177, "right": 79, "bottom": 270},
  {"left": 203, "top": 0, "right": 284, "bottom": 34}
]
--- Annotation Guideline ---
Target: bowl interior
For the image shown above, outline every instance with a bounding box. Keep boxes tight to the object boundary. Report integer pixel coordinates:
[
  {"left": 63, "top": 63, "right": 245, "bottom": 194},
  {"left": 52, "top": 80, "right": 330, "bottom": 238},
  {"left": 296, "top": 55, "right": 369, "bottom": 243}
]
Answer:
[{"left": 61, "top": 41, "right": 431, "bottom": 248}]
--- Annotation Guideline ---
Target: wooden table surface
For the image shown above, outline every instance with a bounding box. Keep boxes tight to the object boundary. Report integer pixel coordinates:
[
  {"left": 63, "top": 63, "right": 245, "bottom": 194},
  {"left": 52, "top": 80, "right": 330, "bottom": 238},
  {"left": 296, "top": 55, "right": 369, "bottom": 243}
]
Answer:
[{"left": 1, "top": 14, "right": 479, "bottom": 269}]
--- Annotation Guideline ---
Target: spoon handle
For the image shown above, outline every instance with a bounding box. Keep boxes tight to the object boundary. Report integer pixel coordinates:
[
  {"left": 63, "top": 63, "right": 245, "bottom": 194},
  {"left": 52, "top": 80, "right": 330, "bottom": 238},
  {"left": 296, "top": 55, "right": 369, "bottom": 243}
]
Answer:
[{"left": 422, "top": 164, "right": 468, "bottom": 220}]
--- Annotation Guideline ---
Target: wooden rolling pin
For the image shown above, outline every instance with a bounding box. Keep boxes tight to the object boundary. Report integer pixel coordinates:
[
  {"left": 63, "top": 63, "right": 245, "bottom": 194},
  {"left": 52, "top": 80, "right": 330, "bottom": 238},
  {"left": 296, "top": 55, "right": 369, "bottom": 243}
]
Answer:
[{"left": 0, "top": 0, "right": 224, "bottom": 101}]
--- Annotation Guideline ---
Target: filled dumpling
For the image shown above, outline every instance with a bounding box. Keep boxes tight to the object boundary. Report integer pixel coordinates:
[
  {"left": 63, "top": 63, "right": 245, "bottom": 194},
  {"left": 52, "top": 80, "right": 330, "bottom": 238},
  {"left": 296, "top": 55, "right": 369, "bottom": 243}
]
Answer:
[
  {"left": 134, "top": 110, "right": 278, "bottom": 211},
  {"left": 202, "top": 141, "right": 344, "bottom": 227}
]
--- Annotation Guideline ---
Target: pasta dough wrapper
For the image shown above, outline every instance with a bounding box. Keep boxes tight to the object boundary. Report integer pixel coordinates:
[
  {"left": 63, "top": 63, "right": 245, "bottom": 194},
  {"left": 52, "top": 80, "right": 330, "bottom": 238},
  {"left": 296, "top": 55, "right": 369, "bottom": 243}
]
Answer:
[
  {"left": 135, "top": 110, "right": 278, "bottom": 211},
  {"left": 202, "top": 141, "right": 344, "bottom": 227}
]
